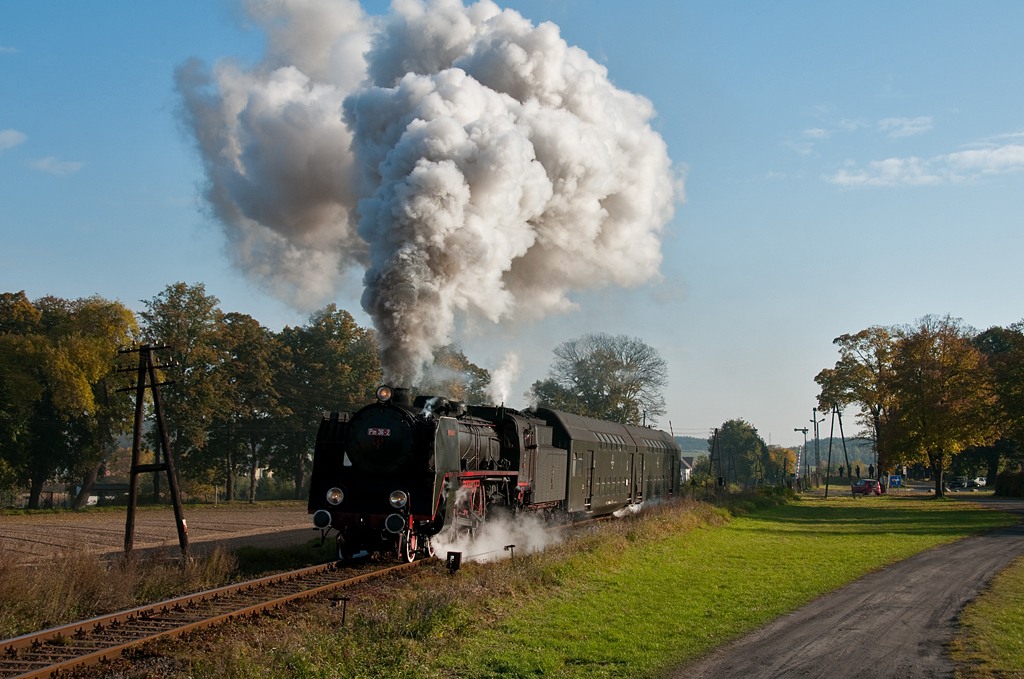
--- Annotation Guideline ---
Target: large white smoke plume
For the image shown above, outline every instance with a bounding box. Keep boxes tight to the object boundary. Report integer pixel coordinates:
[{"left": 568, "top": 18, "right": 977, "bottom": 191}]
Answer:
[{"left": 177, "top": 0, "right": 678, "bottom": 384}]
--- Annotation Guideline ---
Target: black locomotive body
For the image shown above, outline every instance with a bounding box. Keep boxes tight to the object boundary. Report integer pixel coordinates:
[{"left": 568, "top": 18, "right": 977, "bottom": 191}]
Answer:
[{"left": 308, "top": 386, "right": 681, "bottom": 561}]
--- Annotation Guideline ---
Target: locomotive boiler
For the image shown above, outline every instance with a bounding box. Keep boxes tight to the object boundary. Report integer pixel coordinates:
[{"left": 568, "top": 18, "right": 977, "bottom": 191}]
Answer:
[{"left": 308, "top": 385, "right": 681, "bottom": 561}]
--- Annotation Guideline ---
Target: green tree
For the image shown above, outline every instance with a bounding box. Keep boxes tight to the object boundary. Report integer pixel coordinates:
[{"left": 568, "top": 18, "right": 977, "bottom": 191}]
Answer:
[
  {"left": 528, "top": 333, "right": 668, "bottom": 425},
  {"left": 708, "top": 419, "right": 768, "bottom": 485},
  {"left": 0, "top": 292, "right": 45, "bottom": 495},
  {"left": 886, "top": 316, "right": 998, "bottom": 497},
  {"left": 815, "top": 326, "right": 898, "bottom": 474},
  {"left": 140, "top": 282, "right": 229, "bottom": 493},
  {"left": 272, "top": 305, "right": 380, "bottom": 498},
  {"left": 204, "top": 313, "right": 289, "bottom": 502},
  {"left": 969, "top": 324, "right": 1024, "bottom": 483}
]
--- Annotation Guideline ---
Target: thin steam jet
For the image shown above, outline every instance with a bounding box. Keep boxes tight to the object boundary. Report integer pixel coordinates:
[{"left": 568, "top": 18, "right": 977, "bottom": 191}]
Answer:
[{"left": 177, "top": 0, "right": 679, "bottom": 386}]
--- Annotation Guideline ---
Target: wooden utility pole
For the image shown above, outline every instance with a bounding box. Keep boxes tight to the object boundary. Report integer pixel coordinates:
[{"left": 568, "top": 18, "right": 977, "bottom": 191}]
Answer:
[{"left": 117, "top": 344, "right": 189, "bottom": 559}]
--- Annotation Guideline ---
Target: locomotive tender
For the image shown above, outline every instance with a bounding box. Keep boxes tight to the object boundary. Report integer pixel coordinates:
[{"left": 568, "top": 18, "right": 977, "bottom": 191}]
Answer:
[{"left": 308, "top": 385, "right": 681, "bottom": 561}]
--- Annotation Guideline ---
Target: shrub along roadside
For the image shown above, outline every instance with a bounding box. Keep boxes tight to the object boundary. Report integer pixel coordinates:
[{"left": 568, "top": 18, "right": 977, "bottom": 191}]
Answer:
[
  {"left": 994, "top": 470, "right": 1024, "bottom": 497},
  {"left": 949, "top": 553, "right": 1024, "bottom": 678},
  {"left": 130, "top": 494, "right": 1014, "bottom": 679}
]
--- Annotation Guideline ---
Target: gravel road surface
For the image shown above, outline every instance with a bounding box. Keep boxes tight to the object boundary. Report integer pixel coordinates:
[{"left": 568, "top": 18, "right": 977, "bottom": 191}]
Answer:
[
  {"left": 0, "top": 503, "right": 316, "bottom": 563},
  {"left": 665, "top": 497, "right": 1024, "bottom": 679}
]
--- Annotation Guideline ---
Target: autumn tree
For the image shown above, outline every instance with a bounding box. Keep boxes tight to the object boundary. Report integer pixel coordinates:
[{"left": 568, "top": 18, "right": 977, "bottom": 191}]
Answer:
[
  {"left": 271, "top": 305, "right": 380, "bottom": 498},
  {"left": 528, "top": 333, "right": 668, "bottom": 425},
  {"left": 886, "top": 316, "right": 998, "bottom": 497},
  {"left": 815, "top": 326, "right": 898, "bottom": 474},
  {"left": 48, "top": 296, "right": 140, "bottom": 507},
  {"left": 0, "top": 292, "right": 137, "bottom": 508}
]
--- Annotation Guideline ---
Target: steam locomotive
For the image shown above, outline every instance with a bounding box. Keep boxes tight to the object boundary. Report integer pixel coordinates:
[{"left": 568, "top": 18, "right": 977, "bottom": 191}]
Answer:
[{"left": 308, "top": 385, "right": 681, "bottom": 561}]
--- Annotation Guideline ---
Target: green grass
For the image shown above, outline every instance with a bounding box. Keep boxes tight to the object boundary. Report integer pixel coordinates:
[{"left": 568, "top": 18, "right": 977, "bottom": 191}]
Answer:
[
  {"left": 142, "top": 494, "right": 1017, "bottom": 679},
  {"left": 951, "top": 554, "right": 1024, "bottom": 678},
  {"left": 441, "top": 496, "right": 1015, "bottom": 678}
]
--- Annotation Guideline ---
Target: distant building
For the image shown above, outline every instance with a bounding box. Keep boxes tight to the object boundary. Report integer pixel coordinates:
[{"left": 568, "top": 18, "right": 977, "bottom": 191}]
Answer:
[{"left": 680, "top": 456, "right": 695, "bottom": 483}]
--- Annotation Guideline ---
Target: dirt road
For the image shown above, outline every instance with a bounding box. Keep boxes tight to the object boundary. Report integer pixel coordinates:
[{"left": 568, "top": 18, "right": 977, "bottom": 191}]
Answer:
[
  {"left": 0, "top": 503, "right": 316, "bottom": 563},
  {"left": 666, "top": 497, "right": 1024, "bottom": 679}
]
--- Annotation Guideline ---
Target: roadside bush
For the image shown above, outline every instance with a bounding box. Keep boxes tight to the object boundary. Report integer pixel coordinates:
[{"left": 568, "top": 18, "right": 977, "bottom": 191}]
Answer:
[
  {"left": 757, "top": 484, "right": 796, "bottom": 500},
  {"left": 994, "top": 471, "right": 1024, "bottom": 497}
]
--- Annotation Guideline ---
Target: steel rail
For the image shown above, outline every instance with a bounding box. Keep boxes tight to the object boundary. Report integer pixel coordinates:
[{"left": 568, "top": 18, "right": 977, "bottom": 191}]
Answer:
[{"left": 0, "top": 559, "right": 426, "bottom": 679}]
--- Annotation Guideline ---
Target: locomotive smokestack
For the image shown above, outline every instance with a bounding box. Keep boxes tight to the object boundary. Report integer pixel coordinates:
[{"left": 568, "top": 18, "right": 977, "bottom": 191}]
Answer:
[{"left": 392, "top": 387, "right": 412, "bottom": 407}]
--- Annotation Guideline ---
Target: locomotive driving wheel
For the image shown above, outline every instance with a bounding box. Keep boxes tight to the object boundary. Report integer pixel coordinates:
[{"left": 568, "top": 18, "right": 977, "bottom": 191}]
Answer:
[{"left": 400, "top": 531, "right": 418, "bottom": 563}]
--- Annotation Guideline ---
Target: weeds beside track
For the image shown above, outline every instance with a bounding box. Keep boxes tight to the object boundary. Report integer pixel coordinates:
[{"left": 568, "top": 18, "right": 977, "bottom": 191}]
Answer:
[{"left": 0, "top": 559, "right": 424, "bottom": 679}]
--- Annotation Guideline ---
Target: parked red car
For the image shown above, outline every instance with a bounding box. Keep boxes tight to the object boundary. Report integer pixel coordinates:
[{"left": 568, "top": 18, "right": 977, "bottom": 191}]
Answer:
[{"left": 852, "top": 479, "right": 882, "bottom": 496}]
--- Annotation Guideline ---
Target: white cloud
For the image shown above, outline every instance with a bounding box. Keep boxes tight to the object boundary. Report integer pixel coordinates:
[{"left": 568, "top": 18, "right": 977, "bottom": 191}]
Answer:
[
  {"left": 29, "top": 156, "right": 85, "bottom": 175},
  {"left": 988, "top": 130, "right": 1024, "bottom": 141},
  {"left": 877, "top": 116, "right": 933, "bottom": 138},
  {"left": 783, "top": 140, "right": 814, "bottom": 156},
  {"left": 0, "top": 46, "right": 19, "bottom": 54},
  {"left": 0, "top": 129, "right": 27, "bottom": 152},
  {"left": 943, "top": 144, "right": 1024, "bottom": 175},
  {"left": 803, "top": 128, "right": 828, "bottom": 139},
  {"left": 838, "top": 119, "right": 867, "bottom": 131},
  {"left": 825, "top": 142, "right": 1024, "bottom": 187},
  {"left": 827, "top": 157, "right": 942, "bottom": 187}
]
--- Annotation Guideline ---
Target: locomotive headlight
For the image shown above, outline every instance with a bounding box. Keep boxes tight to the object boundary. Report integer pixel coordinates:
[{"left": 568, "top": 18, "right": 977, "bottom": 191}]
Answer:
[
  {"left": 389, "top": 489, "right": 408, "bottom": 508},
  {"left": 376, "top": 385, "right": 393, "bottom": 402},
  {"left": 326, "top": 487, "right": 344, "bottom": 505}
]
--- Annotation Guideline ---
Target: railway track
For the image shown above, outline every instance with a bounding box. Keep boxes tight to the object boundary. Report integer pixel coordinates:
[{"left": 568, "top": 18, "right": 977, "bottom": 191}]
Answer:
[
  {"left": 0, "top": 558, "right": 426, "bottom": 679},
  {"left": 0, "top": 510, "right": 626, "bottom": 678}
]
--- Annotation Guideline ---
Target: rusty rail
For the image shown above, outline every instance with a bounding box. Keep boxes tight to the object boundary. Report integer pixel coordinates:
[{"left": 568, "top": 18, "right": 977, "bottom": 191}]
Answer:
[{"left": 0, "top": 559, "right": 426, "bottom": 679}]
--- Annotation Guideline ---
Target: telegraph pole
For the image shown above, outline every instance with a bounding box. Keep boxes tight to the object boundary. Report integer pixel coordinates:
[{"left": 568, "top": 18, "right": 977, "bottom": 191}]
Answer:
[
  {"left": 812, "top": 407, "right": 825, "bottom": 472},
  {"left": 794, "top": 427, "right": 809, "bottom": 488},
  {"left": 117, "top": 344, "right": 189, "bottom": 559}
]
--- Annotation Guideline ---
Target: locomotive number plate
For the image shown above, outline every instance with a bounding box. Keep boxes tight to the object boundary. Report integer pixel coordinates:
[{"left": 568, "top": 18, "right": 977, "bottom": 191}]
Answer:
[{"left": 367, "top": 428, "right": 391, "bottom": 436}]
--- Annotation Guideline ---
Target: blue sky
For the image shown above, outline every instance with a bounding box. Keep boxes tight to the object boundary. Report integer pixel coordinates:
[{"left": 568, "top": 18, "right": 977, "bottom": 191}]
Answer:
[{"left": 2, "top": 1, "right": 1022, "bottom": 447}]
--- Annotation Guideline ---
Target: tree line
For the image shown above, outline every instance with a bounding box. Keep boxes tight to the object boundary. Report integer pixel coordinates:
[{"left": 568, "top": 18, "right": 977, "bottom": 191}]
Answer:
[
  {"left": 0, "top": 283, "right": 488, "bottom": 509},
  {"left": 1, "top": 284, "right": 673, "bottom": 510},
  {"left": 816, "top": 315, "right": 1024, "bottom": 497}
]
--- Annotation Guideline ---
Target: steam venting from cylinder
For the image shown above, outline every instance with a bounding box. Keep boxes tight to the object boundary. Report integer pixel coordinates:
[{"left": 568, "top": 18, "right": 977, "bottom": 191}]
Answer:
[{"left": 176, "top": 0, "right": 679, "bottom": 385}]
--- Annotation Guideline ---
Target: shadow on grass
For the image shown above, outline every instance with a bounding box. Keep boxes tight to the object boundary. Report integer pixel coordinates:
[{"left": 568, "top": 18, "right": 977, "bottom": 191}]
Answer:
[
  {"left": 234, "top": 538, "right": 337, "bottom": 577},
  {"left": 733, "top": 496, "right": 1020, "bottom": 539}
]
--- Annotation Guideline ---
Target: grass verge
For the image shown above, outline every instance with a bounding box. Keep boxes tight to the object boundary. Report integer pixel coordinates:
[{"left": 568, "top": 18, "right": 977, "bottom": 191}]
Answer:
[
  {"left": 950, "top": 554, "right": 1024, "bottom": 678},
  {"left": 0, "top": 536, "right": 336, "bottom": 640},
  {"left": 132, "top": 494, "right": 1014, "bottom": 679},
  {"left": 0, "top": 547, "right": 239, "bottom": 638}
]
